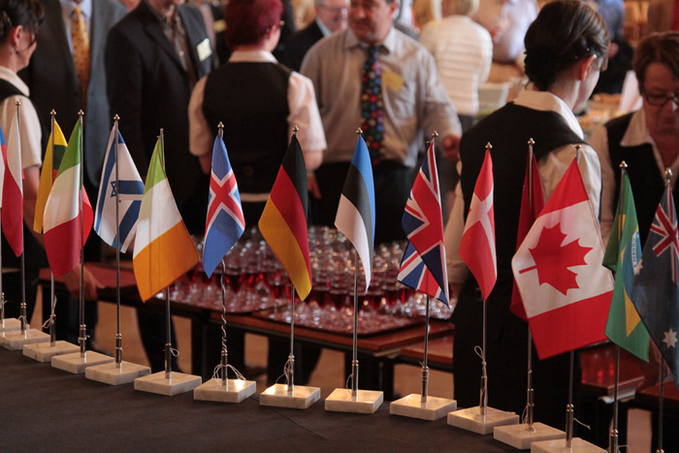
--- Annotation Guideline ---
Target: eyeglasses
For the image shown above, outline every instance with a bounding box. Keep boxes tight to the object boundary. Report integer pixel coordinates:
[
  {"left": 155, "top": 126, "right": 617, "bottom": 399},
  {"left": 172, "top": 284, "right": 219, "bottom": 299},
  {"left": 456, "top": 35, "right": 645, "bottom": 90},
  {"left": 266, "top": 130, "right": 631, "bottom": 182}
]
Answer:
[
  {"left": 644, "top": 91, "right": 679, "bottom": 107},
  {"left": 318, "top": 4, "right": 348, "bottom": 14}
]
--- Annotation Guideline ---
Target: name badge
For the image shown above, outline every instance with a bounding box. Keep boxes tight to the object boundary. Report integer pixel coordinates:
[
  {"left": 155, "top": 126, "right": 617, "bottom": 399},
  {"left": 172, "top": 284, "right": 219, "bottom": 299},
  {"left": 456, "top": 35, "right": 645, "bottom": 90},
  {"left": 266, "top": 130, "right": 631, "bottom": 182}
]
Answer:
[
  {"left": 383, "top": 69, "right": 404, "bottom": 93},
  {"left": 197, "top": 38, "right": 212, "bottom": 62}
]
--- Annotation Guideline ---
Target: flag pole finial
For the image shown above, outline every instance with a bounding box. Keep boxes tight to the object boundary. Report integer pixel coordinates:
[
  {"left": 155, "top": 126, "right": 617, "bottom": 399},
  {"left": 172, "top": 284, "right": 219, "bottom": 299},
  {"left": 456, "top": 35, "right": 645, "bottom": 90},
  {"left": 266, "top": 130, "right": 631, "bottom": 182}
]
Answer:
[
  {"left": 356, "top": 127, "right": 363, "bottom": 136},
  {"left": 432, "top": 130, "right": 439, "bottom": 138},
  {"left": 485, "top": 142, "right": 492, "bottom": 152},
  {"left": 15, "top": 99, "right": 20, "bottom": 107},
  {"left": 217, "top": 122, "right": 224, "bottom": 138},
  {"left": 50, "top": 109, "right": 56, "bottom": 117},
  {"left": 113, "top": 114, "right": 120, "bottom": 122},
  {"left": 665, "top": 168, "right": 673, "bottom": 186},
  {"left": 619, "top": 161, "right": 628, "bottom": 170},
  {"left": 527, "top": 138, "right": 535, "bottom": 146},
  {"left": 293, "top": 125, "right": 299, "bottom": 136},
  {"left": 574, "top": 144, "right": 582, "bottom": 164}
]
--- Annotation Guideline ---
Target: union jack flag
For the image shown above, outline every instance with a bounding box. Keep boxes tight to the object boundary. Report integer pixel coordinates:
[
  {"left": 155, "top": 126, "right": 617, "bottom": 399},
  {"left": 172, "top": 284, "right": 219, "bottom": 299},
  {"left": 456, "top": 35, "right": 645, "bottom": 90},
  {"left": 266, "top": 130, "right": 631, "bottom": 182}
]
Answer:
[
  {"left": 398, "top": 140, "right": 449, "bottom": 305},
  {"left": 203, "top": 135, "right": 245, "bottom": 278},
  {"left": 650, "top": 193, "right": 679, "bottom": 284}
]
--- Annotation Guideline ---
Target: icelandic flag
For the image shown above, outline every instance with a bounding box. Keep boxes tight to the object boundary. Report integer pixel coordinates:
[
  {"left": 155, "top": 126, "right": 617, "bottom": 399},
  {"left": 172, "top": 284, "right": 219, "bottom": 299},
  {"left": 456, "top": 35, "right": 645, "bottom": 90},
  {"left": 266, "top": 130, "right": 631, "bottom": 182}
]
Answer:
[
  {"left": 94, "top": 128, "right": 144, "bottom": 253},
  {"left": 203, "top": 135, "right": 245, "bottom": 278},
  {"left": 631, "top": 186, "right": 679, "bottom": 385},
  {"left": 335, "top": 135, "right": 376, "bottom": 292},
  {"left": 398, "top": 140, "right": 449, "bottom": 305}
]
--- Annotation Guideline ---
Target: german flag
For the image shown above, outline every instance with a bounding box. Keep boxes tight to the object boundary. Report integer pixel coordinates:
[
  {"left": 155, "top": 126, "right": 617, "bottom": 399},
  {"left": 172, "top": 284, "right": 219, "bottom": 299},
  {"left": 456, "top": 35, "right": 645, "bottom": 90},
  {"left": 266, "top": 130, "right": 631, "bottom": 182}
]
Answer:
[{"left": 259, "top": 134, "right": 312, "bottom": 300}]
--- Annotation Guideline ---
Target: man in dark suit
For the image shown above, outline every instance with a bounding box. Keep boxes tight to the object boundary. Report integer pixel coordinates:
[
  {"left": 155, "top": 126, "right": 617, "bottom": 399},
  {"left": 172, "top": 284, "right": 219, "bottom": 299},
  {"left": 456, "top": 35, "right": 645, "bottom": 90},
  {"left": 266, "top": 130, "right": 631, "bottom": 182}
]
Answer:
[
  {"left": 22, "top": 0, "right": 127, "bottom": 189},
  {"left": 20, "top": 0, "right": 127, "bottom": 350},
  {"left": 283, "top": 0, "right": 348, "bottom": 71},
  {"left": 105, "top": 0, "right": 214, "bottom": 371}
]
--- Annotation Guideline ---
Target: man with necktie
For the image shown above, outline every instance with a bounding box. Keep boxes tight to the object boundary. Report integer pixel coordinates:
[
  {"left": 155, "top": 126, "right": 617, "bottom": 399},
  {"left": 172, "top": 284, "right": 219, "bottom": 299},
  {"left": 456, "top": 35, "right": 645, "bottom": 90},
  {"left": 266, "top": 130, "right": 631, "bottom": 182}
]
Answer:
[
  {"left": 105, "top": 0, "right": 214, "bottom": 372},
  {"left": 301, "top": 0, "right": 461, "bottom": 245},
  {"left": 20, "top": 0, "right": 127, "bottom": 349}
]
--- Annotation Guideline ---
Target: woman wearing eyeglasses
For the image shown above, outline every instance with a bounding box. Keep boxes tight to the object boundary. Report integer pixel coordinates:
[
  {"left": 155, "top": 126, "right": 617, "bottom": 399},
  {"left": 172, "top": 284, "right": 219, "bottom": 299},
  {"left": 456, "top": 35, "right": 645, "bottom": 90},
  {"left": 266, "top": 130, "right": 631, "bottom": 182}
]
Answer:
[
  {"left": 592, "top": 31, "right": 679, "bottom": 247},
  {"left": 0, "top": 0, "right": 99, "bottom": 322}
]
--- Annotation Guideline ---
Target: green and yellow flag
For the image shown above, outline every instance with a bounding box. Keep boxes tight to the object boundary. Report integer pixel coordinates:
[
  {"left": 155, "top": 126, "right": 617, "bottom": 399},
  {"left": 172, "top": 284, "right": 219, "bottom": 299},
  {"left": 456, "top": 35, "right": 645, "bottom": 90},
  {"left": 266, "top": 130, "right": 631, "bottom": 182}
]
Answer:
[
  {"left": 603, "top": 169, "right": 650, "bottom": 361},
  {"left": 34, "top": 120, "right": 67, "bottom": 233}
]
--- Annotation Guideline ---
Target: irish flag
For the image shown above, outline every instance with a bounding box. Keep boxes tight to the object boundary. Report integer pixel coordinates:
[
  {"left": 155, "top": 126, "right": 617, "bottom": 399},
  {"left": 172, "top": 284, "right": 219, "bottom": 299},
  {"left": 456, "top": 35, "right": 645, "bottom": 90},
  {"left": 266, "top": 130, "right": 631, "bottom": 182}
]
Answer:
[
  {"left": 43, "top": 120, "right": 93, "bottom": 276},
  {"left": 133, "top": 138, "right": 199, "bottom": 301},
  {"left": 2, "top": 111, "right": 23, "bottom": 257},
  {"left": 34, "top": 119, "right": 68, "bottom": 233}
]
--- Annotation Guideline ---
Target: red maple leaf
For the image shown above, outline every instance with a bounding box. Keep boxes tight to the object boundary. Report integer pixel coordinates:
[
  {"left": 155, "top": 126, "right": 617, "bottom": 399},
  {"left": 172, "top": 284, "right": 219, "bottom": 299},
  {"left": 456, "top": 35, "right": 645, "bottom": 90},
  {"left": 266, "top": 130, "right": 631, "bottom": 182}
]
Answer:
[{"left": 522, "top": 224, "right": 592, "bottom": 295}]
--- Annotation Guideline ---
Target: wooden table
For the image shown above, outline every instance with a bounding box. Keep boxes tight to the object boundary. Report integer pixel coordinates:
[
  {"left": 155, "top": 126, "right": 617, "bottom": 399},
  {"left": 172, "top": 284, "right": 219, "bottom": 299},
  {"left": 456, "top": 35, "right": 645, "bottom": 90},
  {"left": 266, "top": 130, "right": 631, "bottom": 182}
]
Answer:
[
  {"left": 580, "top": 342, "right": 646, "bottom": 399},
  {"left": 398, "top": 334, "right": 454, "bottom": 372}
]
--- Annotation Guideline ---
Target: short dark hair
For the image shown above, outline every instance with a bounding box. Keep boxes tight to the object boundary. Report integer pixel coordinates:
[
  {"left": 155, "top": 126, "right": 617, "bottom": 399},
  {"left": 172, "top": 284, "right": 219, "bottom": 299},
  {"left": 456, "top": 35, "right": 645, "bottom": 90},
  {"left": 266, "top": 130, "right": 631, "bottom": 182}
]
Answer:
[
  {"left": 0, "top": 0, "right": 43, "bottom": 43},
  {"left": 225, "top": 0, "right": 283, "bottom": 48},
  {"left": 634, "top": 32, "right": 679, "bottom": 94},
  {"left": 524, "top": 0, "right": 608, "bottom": 91}
]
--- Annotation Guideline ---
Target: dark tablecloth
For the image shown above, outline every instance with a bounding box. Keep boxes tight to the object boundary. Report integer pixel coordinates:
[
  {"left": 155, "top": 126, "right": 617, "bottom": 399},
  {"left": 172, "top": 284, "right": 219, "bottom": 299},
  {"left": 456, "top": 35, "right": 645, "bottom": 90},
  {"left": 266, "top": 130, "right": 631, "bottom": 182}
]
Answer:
[{"left": 0, "top": 348, "right": 515, "bottom": 452}]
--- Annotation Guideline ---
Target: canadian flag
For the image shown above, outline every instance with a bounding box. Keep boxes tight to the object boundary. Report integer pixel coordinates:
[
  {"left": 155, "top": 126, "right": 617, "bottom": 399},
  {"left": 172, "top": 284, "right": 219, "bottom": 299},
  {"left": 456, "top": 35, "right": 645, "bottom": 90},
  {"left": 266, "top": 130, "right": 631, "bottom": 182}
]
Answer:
[
  {"left": 459, "top": 148, "right": 496, "bottom": 300},
  {"left": 512, "top": 159, "right": 613, "bottom": 360}
]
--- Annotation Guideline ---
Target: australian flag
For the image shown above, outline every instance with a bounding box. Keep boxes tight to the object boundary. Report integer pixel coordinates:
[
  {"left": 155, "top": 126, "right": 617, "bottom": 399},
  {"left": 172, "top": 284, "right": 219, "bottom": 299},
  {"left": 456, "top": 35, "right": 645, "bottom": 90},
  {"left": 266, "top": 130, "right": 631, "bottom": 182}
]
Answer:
[
  {"left": 632, "top": 186, "right": 679, "bottom": 387},
  {"left": 94, "top": 128, "right": 143, "bottom": 253},
  {"left": 203, "top": 135, "right": 245, "bottom": 278},
  {"left": 398, "top": 140, "right": 449, "bottom": 305}
]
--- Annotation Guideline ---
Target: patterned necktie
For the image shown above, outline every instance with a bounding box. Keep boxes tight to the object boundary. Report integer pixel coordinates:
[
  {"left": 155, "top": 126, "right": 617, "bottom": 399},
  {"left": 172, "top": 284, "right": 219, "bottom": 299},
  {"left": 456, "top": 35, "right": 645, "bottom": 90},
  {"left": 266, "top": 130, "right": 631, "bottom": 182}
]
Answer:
[
  {"left": 72, "top": 5, "right": 90, "bottom": 108},
  {"left": 360, "top": 45, "right": 384, "bottom": 163}
]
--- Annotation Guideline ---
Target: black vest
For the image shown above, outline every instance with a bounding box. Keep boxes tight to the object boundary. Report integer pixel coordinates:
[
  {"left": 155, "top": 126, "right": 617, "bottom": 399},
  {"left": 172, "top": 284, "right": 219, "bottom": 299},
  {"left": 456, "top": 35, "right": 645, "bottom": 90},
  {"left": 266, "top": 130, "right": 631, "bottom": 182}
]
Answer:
[
  {"left": 605, "top": 113, "right": 679, "bottom": 246},
  {"left": 202, "top": 62, "right": 291, "bottom": 195},
  {"left": 0, "top": 80, "right": 46, "bottom": 271},
  {"left": 460, "top": 103, "right": 586, "bottom": 282}
]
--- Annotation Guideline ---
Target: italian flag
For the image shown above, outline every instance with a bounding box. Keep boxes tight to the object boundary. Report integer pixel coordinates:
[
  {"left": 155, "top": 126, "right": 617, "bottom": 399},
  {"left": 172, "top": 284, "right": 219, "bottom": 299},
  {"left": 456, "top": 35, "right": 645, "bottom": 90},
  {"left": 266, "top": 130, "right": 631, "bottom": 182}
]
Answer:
[
  {"left": 133, "top": 138, "right": 199, "bottom": 301},
  {"left": 43, "top": 120, "right": 93, "bottom": 277},
  {"left": 2, "top": 112, "right": 23, "bottom": 257}
]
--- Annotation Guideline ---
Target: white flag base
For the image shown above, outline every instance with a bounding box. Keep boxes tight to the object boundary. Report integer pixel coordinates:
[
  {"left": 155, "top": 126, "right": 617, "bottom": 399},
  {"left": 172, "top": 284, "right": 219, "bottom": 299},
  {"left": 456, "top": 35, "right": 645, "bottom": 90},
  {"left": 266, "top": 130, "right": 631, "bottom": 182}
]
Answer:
[
  {"left": 23, "top": 340, "right": 79, "bottom": 362},
  {"left": 0, "top": 318, "right": 21, "bottom": 332},
  {"left": 134, "top": 371, "right": 202, "bottom": 396},
  {"left": 86, "top": 361, "right": 151, "bottom": 385},
  {"left": 531, "top": 437, "right": 605, "bottom": 453},
  {"left": 325, "top": 388, "right": 384, "bottom": 414},
  {"left": 260, "top": 383, "right": 320, "bottom": 409},
  {"left": 0, "top": 328, "right": 50, "bottom": 350},
  {"left": 51, "top": 351, "right": 114, "bottom": 374},
  {"left": 447, "top": 406, "right": 519, "bottom": 435},
  {"left": 390, "top": 393, "right": 457, "bottom": 421},
  {"left": 494, "top": 422, "right": 566, "bottom": 450},
  {"left": 194, "top": 378, "right": 256, "bottom": 403}
]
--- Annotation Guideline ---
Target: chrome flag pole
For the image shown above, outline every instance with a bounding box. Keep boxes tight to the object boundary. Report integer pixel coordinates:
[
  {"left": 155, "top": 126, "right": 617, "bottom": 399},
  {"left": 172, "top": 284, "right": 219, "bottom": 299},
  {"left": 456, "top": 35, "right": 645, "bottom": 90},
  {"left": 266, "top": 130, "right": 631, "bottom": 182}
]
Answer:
[
  {"left": 77, "top": 110, "right": 87, "bottom": 356},
  {"left": 351, "top": 248, "right": 359, "bottom": 397},
  {"left": 16, "top": 101, "right": 28, "bottom": 335},
  {"left": 421, "top": 295, "right": 430, "bottom": 403},
  {"left": 114, "top": 115, "right": 123, "bottom": 368},
  {"left": 48, "top": 110, "right": 57, "bottom": 345}
]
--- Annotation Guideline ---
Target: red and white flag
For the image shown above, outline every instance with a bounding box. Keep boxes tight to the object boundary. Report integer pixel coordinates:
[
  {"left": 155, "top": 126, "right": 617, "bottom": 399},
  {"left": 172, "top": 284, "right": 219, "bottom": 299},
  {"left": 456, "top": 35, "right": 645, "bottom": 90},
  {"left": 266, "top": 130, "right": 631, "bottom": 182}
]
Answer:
[
  {"left": 510, "top": 150, "right": 544, "bottom": 320},
  {"left": 2, "top": 111, "right": 24, "bottom": 257},
  {"left": 459, "top": 148, "right": 496, "bottom": 300},
  {"left": 512, "top": 159, "right": 613, "bottom": 359}
]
